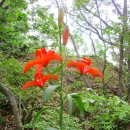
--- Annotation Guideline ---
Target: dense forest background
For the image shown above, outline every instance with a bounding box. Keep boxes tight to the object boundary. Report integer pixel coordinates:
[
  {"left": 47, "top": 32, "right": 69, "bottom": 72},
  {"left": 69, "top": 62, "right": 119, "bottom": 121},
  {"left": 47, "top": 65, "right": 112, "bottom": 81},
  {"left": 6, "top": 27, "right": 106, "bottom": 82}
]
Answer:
[{"left": 0, "top": 0, "right": 130, "bottom": 130}]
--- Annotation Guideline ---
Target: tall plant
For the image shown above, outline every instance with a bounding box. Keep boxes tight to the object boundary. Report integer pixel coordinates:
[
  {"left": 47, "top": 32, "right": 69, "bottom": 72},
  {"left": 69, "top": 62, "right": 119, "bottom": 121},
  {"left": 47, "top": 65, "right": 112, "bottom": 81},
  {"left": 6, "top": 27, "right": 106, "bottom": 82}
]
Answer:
[{"left": 21, "top": 7, "right": 103, "bottom": 130}]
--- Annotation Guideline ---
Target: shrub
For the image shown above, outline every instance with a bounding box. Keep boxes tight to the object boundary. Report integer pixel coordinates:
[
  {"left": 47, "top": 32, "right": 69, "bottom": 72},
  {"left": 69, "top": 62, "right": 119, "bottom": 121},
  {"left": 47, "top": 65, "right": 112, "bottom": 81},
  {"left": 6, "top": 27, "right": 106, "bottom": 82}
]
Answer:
[{"left": 80, "top": 91, "right": 130, "bottom": 130}]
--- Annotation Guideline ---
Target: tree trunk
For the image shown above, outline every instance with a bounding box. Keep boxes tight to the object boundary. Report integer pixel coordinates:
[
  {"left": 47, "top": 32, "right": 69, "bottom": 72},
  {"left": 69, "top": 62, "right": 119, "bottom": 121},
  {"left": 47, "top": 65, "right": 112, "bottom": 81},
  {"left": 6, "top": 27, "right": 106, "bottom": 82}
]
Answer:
[
  {"left": 126, "top": 58, "right": 130, "bottom": 102},
  {"left": 119, "top": 34, "right": 124, "bottom": 98},
  {"left": 0, "top": 84, "right": 22, "bottom": 130},
  {"left": 118, "top": 0, "right": 127, "bottom": 99}
]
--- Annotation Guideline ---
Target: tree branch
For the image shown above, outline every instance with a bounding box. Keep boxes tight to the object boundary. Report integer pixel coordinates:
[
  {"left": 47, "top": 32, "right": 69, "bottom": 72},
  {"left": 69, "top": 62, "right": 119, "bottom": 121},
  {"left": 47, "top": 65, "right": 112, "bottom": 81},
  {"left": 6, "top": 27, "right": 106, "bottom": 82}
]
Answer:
[
  {"left": 79, "top": 10, "right": 114, "bottom": 45},
  {"left": 82, "top": 5, "right": 112, "bottom": 28},
  {"left": 111, "top": 0, "right": 122, "bottom": 16},
  {"left": 89, "top": 32, "right": 100, "bottom": 69},
  {"left": 69, "top": 33, "right": 80, "bottom": 58}
]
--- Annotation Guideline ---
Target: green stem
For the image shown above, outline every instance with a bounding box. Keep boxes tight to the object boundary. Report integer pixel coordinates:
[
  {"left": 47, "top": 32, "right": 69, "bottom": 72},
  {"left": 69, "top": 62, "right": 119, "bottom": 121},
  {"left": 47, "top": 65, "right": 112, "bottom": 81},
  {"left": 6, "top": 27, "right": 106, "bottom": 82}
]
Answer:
[
  {"left": 59, "top": 26, "right": 64, "bottom": 130},
  {"left": 69, "top": 75, "right": 82, "bottom": 92}
]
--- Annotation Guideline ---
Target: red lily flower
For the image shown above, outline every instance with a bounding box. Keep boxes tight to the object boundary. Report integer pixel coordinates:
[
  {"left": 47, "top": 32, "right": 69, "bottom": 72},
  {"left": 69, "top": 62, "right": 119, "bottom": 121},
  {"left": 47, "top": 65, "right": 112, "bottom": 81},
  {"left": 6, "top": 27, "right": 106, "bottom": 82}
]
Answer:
[
  {"left": 22, "top": 74, "right": 58, "bottom": 90},
  {"left": 63, "top": 25, "right": 69, "bottom": 45},
  {"left": 67, "top": 57, "right": 103, "bottom": 78},
  {"left": 87, "top": 67, "right": 103, "bottom": 78},
  {"left": 68, "top": 61, "right": 88, "bottom": 74},
  {"left": 24, "top": 48, "right": 62, "bottom": 74}
]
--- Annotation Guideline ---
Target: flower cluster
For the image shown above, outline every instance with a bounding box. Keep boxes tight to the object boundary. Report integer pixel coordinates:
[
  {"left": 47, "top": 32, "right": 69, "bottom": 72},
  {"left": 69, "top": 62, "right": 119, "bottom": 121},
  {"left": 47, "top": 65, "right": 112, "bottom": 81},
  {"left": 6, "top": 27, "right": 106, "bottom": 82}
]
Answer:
[
  {"left": 22, "top": 48, "right": 102, "bottom": 90},
  {"left": 68, "top": 57, "right": 103, "bottom": 78},
  {"left": 22, "top": 48, "right": 62, "bottom": 90}
]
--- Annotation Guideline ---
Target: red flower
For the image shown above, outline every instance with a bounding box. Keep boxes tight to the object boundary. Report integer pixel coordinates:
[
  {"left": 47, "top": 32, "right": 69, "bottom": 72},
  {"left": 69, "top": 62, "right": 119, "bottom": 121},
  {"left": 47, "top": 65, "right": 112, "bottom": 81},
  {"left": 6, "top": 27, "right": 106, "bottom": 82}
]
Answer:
[
  {"left": 67, "top": 57, "right": 103, "bottom": 78},
  {"left": 63, "top": 25, "right": 69, "bottom": 45},
  {"left": 81, "top": 57, "right": 91, "bottom": 66},
  {"left": 24, "top": 48, "right": 62, "bottom": 74},
  {"left": 22, "top": 74, "right": 58, "bottom": 90},
  {"left": 35, "top": 48, "right": 46, "bottom": 74},
  {"left": 68, "top": 61, "right": 88, "bottom": 74},
  {"left": 87, "top": 67, "right": 103, "bottom": 78}
]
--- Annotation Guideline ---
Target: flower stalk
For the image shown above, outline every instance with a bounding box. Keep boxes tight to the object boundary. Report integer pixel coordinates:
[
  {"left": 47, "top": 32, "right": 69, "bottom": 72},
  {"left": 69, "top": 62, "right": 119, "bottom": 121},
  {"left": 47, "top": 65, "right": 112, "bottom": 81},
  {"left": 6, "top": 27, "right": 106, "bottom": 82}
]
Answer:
[
  {"left": 59, "top": 24, "right": 64, "bottom": 130},
  {"left": 21, "top": 6, "right": 103, "bottom": 130}
]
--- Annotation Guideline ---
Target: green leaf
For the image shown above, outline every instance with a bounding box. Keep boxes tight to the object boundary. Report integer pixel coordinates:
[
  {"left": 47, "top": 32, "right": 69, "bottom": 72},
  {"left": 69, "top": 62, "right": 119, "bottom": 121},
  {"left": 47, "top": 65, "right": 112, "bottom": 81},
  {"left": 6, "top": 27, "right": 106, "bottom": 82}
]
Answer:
[
  {"left": 67, "top": 94, "right": 73, "bottom": 116},
  {"left": 43, "top": 85, "right": 59, "bottom": 102},
  {"left": 51, "top": 65, "right": 62, "bottom": 74},
  {"left": 72, "top": 94, "right": 84, "bottom": 116},
  {"left": 2, "top": 0, "right": 10, "bottom": 7},
  {"left": 67, "top": 93, "right": 84, "bottom": 117}
]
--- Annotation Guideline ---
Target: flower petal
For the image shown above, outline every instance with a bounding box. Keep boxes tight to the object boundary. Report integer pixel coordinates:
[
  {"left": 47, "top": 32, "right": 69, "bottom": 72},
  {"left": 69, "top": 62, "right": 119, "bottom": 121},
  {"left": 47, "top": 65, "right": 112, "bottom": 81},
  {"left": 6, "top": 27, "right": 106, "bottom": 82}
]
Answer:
[
  {"left": 41, "top": 74, "right": 58, "bottom": 83},
  {"left": 35, "top": 64, "right": 43, "bottom": 74},
  {"left": 36, "top": 49, "right": 42, "bottom": 59},
  {"left": 34, "top": 73, "right": 43, "bottom": 80},
  {"left": 42, "top": 50, "right": 62, "bottom": 67},
  {"left": 22, "top": 81, "right": 42, "bottom": 90},
  {"left": 81, "top": 57, "right": 91, "bottom": 66},
  {"left": 49, "top": 74, "right": 58, "bottom": 80},
  {"left": 36, "top": 48, "right": 47, "bottom": 59},
  {"left": 24, "top": 59, "right": 40, "bottom": 74},
  {"left": 67, "top": 61, "right": 85, "bottom": 74},
  {"left": 50, "top": 53, "right": 63, "bottom": 62},
  {"left": 88, "top": 67, "right": 103, "bottom": 78},
  {"left": 41, "top": 48, "right": 47, "bottom": 55}
]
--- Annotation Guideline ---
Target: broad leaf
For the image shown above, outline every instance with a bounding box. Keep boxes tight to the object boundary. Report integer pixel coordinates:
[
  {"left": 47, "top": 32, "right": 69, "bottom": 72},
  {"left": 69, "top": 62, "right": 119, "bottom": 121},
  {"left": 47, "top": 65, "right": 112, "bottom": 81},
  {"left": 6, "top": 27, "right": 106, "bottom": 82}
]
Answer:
[
  {"left": 67, "top": 93, "right": 84, "bottom": 117},
  {"left": 43, "top": 85, "right": 59, "bottom": 102},
  {"left": 72, "top": 94, "right": 84, "bottom": 116},
  {"left": 67, "top": 94, "right": 73, "bottom": 116}
]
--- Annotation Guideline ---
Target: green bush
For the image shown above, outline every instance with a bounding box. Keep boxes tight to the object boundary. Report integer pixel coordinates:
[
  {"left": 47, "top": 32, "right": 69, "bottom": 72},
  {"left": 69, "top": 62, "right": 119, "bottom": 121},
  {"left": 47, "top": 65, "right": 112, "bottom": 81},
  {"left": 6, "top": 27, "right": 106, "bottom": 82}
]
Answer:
[
  {"left": 0, "top": 53, "right": 41, "bottom": 101},
  {"left": 80, "top": 91, "right": 130, "bottom": 130},
  {"left": 0, "top": 58, "right": 28, "bottom": 87}
]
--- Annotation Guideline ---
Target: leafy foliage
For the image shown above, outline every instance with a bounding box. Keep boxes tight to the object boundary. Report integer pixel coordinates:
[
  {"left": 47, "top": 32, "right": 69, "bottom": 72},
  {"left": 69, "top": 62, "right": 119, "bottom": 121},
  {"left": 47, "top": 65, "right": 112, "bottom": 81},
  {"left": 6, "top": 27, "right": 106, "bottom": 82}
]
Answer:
[
  {"left": 0, "top": 52, "right": 42, "bottom": 102},
  {"left": 24, "top": 108, "right": 82, "bottom": 130},
  {"left": 75, "top": 0, "right": 90, "bottom": 8},
  {"left": 80, "top": 91, "right": 130, "bottom": 130},
  {"left": 0, "top": 0, "right": 29, "bottom": 57},
  {"left": 0, "top": 56, "right": 30, "bottom": 87},
  {"left": 29, "top": 6, "right": 59, "bottom": 50}
]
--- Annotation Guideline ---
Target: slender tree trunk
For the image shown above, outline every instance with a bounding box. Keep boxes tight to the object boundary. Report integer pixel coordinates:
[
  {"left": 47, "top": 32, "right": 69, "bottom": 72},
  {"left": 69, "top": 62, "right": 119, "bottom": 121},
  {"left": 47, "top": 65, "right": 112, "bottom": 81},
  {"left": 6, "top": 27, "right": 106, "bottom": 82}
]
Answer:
[
  {"left": 118, "top": 0, "right": 127, "bottom": 99},
  {"left": 94, "top": 0, "right": 107, "bottom": 94},
  {"left": 119, "top": 35, "right": 124, "bottom": 98},
  {"left": 0, "top": 84, "right": 22, "bottom": 130},
  {"left": 127, "top": 58, "right": 130, "bottom": 102},
  {"left": 69, "top": 33, "right": 80, "bottom": 58},
  {"left": 126, "top": 45, "right": 130, "bottom": 102}
]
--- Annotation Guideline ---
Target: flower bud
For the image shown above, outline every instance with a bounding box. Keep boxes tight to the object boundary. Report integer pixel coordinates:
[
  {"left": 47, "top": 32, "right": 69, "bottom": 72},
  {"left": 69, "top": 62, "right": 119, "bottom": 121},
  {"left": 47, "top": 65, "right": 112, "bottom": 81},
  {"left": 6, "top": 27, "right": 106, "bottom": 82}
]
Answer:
[
  {"left": 63, "top": 25, "right": 69, "bottom": 45},
  {"left": 58, "top": 8, "right": 64, "bottom": 26}
]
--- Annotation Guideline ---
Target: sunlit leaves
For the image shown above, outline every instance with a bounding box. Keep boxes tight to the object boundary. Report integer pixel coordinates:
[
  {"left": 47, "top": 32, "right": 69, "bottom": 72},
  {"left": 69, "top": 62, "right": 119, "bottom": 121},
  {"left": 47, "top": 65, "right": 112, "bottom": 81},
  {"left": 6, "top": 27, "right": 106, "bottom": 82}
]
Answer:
[{"left": 75, "top": 0, "right": 90, "bottom": 8}]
